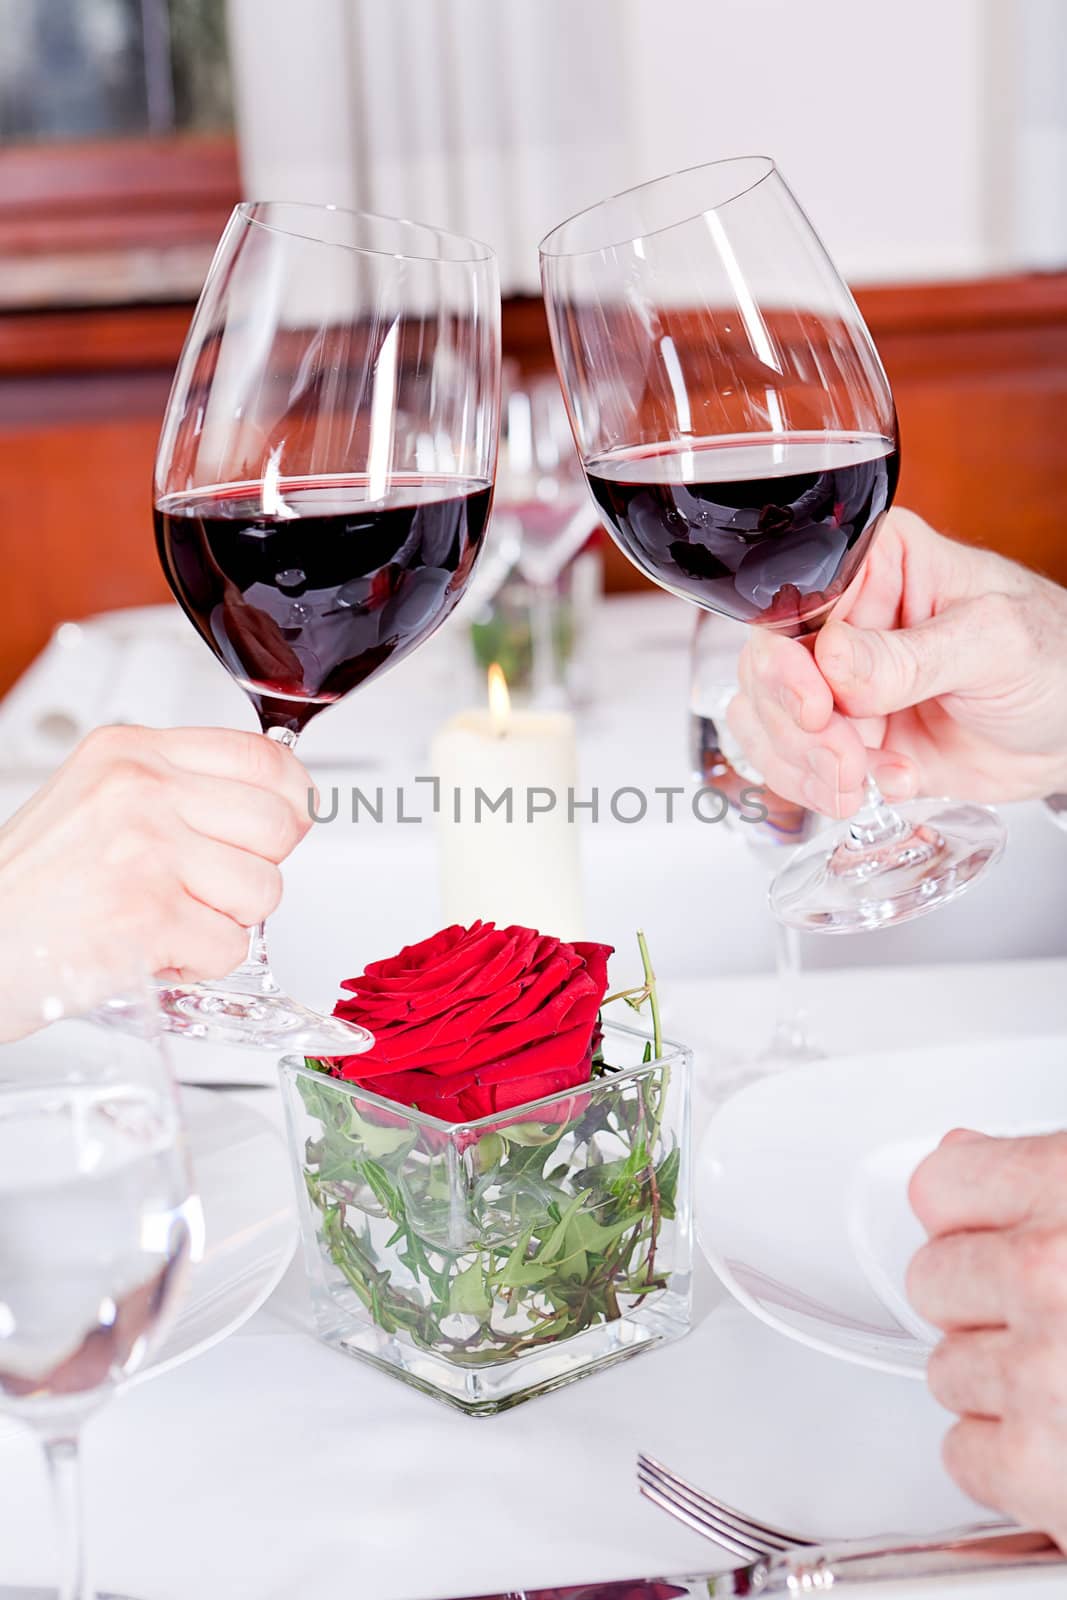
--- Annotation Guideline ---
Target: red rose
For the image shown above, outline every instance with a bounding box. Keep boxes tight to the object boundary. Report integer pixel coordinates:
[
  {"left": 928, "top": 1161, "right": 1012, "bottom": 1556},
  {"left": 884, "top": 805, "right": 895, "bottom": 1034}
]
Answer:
[{"left": 329, "top": 921, "right": 613, "bottom": 1124}]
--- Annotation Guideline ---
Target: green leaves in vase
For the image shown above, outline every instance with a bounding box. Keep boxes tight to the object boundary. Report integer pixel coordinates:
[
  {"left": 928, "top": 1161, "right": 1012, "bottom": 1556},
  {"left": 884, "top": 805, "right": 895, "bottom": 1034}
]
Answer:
[{"left": 297, "top": 1052, "right": 678, "bottom": 1367}]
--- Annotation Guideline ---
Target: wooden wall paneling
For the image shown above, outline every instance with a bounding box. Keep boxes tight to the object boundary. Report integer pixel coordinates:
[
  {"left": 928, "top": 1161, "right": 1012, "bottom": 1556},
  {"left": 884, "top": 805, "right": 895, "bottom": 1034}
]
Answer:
[
  {"left": 868, "top": 280, "right": 1067, "bottom": 583},
  {"left": 0, "top": 138, "right": 241, "bottom": 310},
  {"left": 0, "top": 273, "right": 1064, "bottom": 694},
  {"left": 0, "top": 306, "right": 193, "bottom": 378},
  {"left": 505, "top": 275, "right": 1067, "bottom": 590},
  {"left": 887, "top": 372, "right": 1067, "bottom": 583},
  {"left": 0, "top": 137, "right": 241, "bottom": 256},
  {"left": 0, "top": 417, "right": 173, "bottom": 697}
]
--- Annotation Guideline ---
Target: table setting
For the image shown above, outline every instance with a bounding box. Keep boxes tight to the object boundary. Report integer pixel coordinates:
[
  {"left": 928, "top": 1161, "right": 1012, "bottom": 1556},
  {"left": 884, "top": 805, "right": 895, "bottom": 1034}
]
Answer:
[{"left": 2, "top": 162, "right": 1067, "bottom": 1600}]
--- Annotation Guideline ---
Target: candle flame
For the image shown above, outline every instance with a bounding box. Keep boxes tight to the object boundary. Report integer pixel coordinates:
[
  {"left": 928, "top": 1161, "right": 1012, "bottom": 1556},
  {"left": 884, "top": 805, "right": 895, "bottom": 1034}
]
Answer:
[{"left": 487, "top": 662, "right": 510, "bottom": 736}]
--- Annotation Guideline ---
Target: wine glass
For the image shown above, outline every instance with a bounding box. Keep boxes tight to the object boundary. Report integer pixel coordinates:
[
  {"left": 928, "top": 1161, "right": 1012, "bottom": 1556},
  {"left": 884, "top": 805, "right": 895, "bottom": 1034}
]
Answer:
[
  {"left": 540, "top": 156, "right": 1005, "bottom": 933},
  {"left": 0, "top": 960, "right": 197, "bottom": 1600},
  {"left": 689, "top": 610, "right": 822, "bottom": 1107},
  {"left": 480, "top": 364, "right": 600, "bottom": 705},
  {"left": 500, "top": 366, "right": 599, "bottom": 587},
  {"left": 154, "top": 203, "right": 500, "bottom": 1047}
]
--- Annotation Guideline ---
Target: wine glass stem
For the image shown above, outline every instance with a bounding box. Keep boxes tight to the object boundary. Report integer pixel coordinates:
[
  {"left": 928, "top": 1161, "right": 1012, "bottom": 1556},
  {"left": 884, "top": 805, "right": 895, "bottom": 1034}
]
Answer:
[
  {"left": 769, "top": 919, "right": 813, "bottom": 1056},
  {"left": 847, "top": 774, "right": 909, "bottom": 850},
  {"left": 531, "top": 582, "right": 557, "bottom": 702},
  {"left": 44, "top": 1432, "right": 86, "bottom": 1600},
  {"left": 225, "top": 724, "right": 301, "bottom": 995}
]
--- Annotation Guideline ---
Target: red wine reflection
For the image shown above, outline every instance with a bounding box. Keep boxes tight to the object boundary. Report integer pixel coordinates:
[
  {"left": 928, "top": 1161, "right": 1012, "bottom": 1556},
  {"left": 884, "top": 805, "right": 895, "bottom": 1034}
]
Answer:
[
  {"left": 156, "top": 476, "right": 492, "bottom": 733},
  {"left": 588, "top": 434, "right": 897, "bottom": 638}
]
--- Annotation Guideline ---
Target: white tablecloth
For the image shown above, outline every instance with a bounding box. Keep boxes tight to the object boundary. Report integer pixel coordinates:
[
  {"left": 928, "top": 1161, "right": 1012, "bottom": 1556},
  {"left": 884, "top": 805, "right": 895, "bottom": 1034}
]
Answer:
[
  {"left": 1, "top": 599, "right": 1066, "bottom": 1597},
  {"left": 2, "top": 596, "right": 1065, "bottom": 990},
  {"left": 2, "top": 963, "right": 1066, "bottom": 1600}
]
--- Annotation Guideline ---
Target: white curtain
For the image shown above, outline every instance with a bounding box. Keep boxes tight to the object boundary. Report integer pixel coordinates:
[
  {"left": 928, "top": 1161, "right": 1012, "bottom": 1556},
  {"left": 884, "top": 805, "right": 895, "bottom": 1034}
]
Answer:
[
  {"left": 227, "top": 0, "right": 636, "bottom": 294},
  {"left": 1012, "top": 0, "right": 1067, "bottom": 269},
  {"left": 225, "top": 0, "right": 1066, "bottom": 294}
]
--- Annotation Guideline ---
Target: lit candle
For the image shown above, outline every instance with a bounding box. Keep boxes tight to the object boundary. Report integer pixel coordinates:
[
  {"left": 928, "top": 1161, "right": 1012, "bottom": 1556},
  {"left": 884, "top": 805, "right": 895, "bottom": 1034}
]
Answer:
[{"left": 431, "top": 666, "right": 584, "bottom": 938}]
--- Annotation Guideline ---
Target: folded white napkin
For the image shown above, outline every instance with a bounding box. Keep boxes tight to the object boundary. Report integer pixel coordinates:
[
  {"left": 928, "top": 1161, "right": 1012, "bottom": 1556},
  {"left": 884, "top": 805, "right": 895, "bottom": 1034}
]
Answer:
[
  {"left": 0, "top": 622, "right": 121, "bottom": 770},
  {"left": 105, "top": 632, "right": 235, "bottom": 731},
  {"left": 0, "top": 613, "right": 246, "bottom": 776}
]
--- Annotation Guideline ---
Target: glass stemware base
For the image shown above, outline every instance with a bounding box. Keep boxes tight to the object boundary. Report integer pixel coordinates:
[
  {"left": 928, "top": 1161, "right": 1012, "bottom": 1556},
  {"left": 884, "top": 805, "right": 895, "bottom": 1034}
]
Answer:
[
  {"left": 155, "top": 974, "right": 374, "bottom": 1055},
  {"left": 750, "top": 1024, "right": 825, "bottom": 1069},
  {"left": 770, "top": 797, "right": 1007, "bottom": 933},
  {"left": 693, "top": 1032, "right": 826, "bottom": 1140}
]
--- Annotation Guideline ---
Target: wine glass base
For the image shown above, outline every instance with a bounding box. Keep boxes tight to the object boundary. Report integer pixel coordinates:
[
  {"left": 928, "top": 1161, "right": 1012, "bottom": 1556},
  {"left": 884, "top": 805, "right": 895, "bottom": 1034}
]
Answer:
[
  {"left": 692, "top": 1034, "right": 826, "bottom": 1136},
  {"left": 748, "top": 1037, "right": 825, "bottom": 1069},
  {"left": 155, "top": 984, "right": 374, "bottom": 1056},
  {"left": 770, "top": 799, "right": 1007, "bottom": 933}
]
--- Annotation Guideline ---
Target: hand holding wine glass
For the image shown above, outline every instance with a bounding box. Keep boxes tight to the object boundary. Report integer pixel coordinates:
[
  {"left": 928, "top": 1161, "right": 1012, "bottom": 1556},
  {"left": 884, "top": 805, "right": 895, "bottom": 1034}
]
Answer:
[
  {"left": 541, "top": 155, "right": 1007, "bottom": 932},
  {"left": 154, "top": 202, "right": 499, "bottom": 1048},
  {"left": 728, "top": 506, "right": 1067, "bottom": 816},
  {"left": 0, "top": 726, "right": 311, "bottom": 1043}
]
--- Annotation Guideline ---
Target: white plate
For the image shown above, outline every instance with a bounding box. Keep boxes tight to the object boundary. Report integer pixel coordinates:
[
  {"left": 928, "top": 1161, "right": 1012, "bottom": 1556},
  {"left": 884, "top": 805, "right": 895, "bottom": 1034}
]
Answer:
[
  {"left": 846, "top": 1135, "right": 941, "bottom": 1348},
  {"left": 0, "top": 1087, "right": 295, "bottom": 1443},
  {"left": 695, "top": 1034, "right": 1067, "bottom": 1378},
  {"left": 847, "top": 1117, "right": 1066, "bottom": 1350}
]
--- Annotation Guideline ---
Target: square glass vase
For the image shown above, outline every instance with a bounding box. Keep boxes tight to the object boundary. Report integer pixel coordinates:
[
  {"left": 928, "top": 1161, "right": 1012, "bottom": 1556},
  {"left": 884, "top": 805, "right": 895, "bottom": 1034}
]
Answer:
[{"left": 280, "top": 1020, "right": 692, "bottom": 1415}]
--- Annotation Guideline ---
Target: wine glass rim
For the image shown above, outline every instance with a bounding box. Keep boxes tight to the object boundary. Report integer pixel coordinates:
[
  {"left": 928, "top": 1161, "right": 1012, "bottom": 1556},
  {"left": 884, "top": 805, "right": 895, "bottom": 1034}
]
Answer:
[
  {"left": 236, "top": 200, "right": 496, "bottom": 266},
  {"left": 539, "top": 154, "right": 778, "bottom": 259}
]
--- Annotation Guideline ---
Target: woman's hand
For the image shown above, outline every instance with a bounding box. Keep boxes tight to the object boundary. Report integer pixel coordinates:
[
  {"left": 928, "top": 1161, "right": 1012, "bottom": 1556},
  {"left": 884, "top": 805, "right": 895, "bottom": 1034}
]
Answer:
[
  {"left": 727, "top": 509, "right": 1067, "bottom": 816},
  {"left": 0, "top": 726, "right": 313, "bottom": 1039}
]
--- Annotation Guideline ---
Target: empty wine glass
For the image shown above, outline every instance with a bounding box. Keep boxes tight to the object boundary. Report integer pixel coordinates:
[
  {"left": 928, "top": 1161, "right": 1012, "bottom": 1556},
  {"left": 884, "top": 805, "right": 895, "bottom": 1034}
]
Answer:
[
  {"left": 154, "top": 202, "right": 500, "bottom": 1048},
  {"left": 541, "top": 156, "right": 1005, "bottom": 933},
  {"left": 689, "top": 609, "right": 823, "bottom": 1091},
  {"left": 495, "top": 365, "right": 600, "bottom": 704},
  {"left": 0, "top": 961, "right": 197, "bottom": 1600}
]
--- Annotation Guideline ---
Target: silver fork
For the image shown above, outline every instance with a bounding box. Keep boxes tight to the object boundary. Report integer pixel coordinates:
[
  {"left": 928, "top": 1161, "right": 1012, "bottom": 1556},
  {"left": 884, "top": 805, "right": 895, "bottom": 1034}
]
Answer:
[{"left": 637, "top": 1452, "right": 1014, "bottom": 1563}]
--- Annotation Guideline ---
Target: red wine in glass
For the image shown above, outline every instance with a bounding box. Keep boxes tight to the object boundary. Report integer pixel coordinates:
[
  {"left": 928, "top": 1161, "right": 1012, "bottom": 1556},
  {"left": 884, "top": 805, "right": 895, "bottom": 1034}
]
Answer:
[
  {"left": 543, "top": 156, "right": 1004, "bottom": 932},
  {"left": 151, "top": 200, "right": 499, "bottom": 1048},
  {"left": 588, "top": 433, "right": 899, "bottom": 637},
  {"left": 156, "top": 476, "right": 492, "bottom": 736}
]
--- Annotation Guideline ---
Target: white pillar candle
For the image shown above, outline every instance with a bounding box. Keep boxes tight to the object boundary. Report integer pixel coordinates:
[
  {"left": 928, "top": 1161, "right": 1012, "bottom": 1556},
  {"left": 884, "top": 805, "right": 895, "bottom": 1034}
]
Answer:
[{"left": 431, "top": 667, "right": 584, "bottom": 939}]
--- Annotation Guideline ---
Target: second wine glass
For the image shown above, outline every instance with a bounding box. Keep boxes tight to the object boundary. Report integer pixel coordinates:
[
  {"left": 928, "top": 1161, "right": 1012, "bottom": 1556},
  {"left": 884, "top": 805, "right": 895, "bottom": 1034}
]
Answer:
[
  {"left": 689, "top": 610, "right": 823, "bottom": 1112},
  {"left": 154, "top": 203, "right": 500, "bottom": 1049},
  {"left": 0, "top": 963, "right": 196, "bottom": 1600},
  {"left": 540, "top": 156, "right": 1005, "bottom": 934}
]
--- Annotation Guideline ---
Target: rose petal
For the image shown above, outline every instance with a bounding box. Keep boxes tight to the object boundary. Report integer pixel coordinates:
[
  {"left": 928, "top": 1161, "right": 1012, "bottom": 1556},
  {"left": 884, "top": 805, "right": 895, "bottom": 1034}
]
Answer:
[{"left": 332, "top": 926, "right": 613, "bottom": 1121}]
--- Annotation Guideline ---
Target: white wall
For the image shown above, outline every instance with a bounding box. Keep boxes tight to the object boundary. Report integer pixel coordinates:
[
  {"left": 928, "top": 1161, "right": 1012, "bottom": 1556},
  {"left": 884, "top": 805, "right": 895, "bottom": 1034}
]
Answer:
[
  {"left": 225, "top": 0, "right": 1067, "bottom": 292},
  {"left": 620, "top": 0, "right": 993, "bottom": 284},
  {"left": 1013, "top": 0, "right": 1067, "bottom": 269},
  {"left": 226, "top": 0, "right": 357, "bottom": 209}
]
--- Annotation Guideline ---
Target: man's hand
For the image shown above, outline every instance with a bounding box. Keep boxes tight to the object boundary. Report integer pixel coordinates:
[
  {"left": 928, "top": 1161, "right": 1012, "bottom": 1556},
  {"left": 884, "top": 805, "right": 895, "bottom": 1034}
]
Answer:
[
  {"left": 727, "top": 509, "right": 1067, "bottom": 816},
  {"left": 907, "top": 1129, "right": 1067, "bottom": 1547},
  {"left": 0, "top": 726, "right": 314, "bottom": 1039}
]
